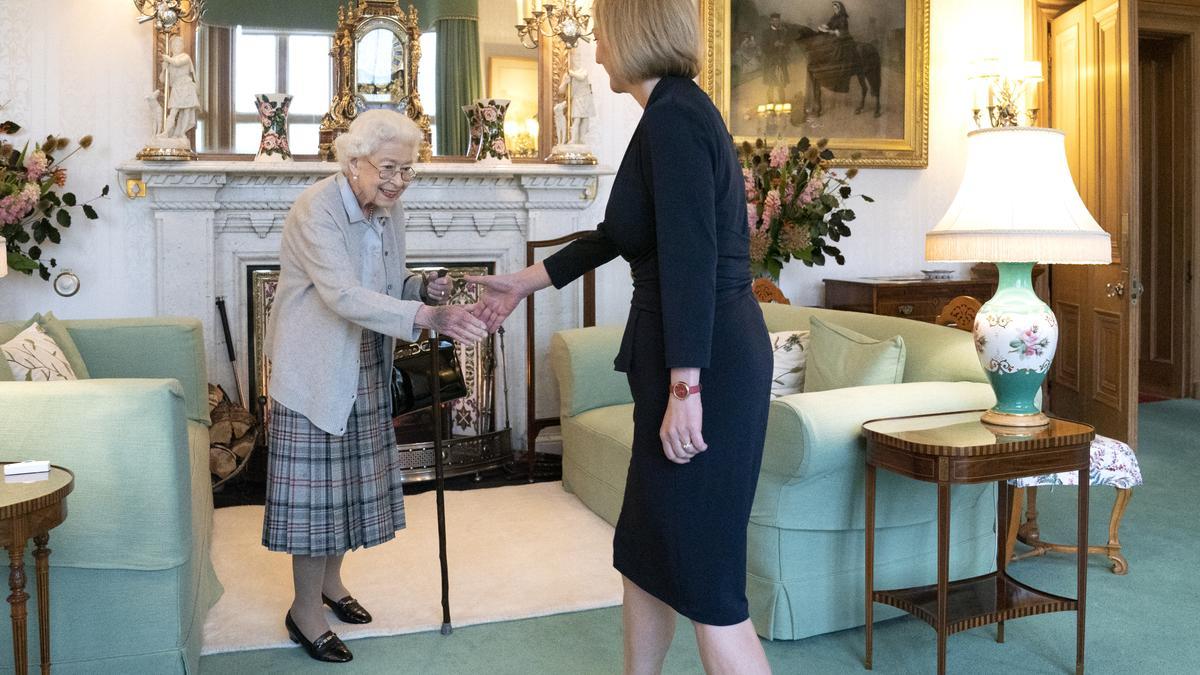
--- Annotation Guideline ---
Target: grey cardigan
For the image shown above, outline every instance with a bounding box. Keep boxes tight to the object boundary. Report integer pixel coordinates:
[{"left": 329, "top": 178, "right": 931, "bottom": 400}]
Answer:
[{"left": 265, "top": 174, "right": 425, "bottom": 435}]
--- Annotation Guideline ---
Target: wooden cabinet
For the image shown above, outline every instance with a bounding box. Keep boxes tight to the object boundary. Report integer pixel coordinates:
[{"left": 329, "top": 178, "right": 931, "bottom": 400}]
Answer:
[{"left": 823, "top": 277, "right": 996, "bottom": 323}]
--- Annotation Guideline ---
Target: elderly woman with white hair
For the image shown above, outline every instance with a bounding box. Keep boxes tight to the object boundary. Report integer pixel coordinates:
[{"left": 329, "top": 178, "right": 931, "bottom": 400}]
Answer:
[{"left": 262, "top": 109, "right": 487, "bottom": 663}]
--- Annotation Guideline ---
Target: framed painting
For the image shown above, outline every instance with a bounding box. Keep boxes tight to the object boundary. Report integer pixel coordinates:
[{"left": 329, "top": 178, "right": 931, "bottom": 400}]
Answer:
[{"left": 701, "top": 0, "right": 929, "bottom": 167}]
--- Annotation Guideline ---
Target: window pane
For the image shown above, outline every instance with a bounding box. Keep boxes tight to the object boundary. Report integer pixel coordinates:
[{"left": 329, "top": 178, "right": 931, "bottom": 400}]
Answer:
[
  {"left": 235, "top": 122, "right": 262, "bottom": 154},
  {"left": 195, "top": 120, "right": 208, "bottom": 153},
  {"left": 287, "top": 34, "right": 332, "bottom": 115},
  {"left": 235, "top": 30, "right": 277, "bottom": 113},
  {"left": 289, "top": 123, "right": 320, "bottom": 155},
  {"left": 419, "top": 31, "right": 437, "bottom": 118}
]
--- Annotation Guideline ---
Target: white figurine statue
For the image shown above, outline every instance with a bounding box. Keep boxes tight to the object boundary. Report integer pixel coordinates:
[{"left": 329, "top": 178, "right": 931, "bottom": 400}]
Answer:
[
  {"left": 161, "top": 35, "right": 200, "bottom": 139},
  {"left": 553, "top": 101, "right": 568, "bottom": 147},
  {"left": 140, "top": 34, "right": 200, "bottom": 158},
  {"left": 550, "top": 48, "right": 597, "bottom": 163}
]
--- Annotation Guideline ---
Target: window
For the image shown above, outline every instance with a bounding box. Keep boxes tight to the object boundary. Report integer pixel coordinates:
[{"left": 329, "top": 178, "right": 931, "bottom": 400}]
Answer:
[
  {"left": 196, "top": 27, "right": 333, "bottom": 155},
  {"left": 418, "top": 31, "right": 438, "bottom": 154}
]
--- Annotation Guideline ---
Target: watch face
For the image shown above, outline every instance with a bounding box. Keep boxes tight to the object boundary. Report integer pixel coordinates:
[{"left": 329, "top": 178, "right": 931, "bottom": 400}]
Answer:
[{"left": 672, "top": 382, "right": 689, "bottom": 399}]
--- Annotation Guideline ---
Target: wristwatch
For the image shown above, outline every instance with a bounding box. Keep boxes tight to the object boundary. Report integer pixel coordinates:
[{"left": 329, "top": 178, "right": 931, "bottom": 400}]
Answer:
[{"left": 670, "top": 382, "right": 702, "bottom": 400}]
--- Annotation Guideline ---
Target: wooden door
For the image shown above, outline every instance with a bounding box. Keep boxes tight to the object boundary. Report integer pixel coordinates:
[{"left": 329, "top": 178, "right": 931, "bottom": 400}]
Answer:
[
  {"left": 1046, "top": 0, "right": 1141, "bottom": 444},
  {"left": 1138, "top": 35, "right": 1192, "bottom": 399}
]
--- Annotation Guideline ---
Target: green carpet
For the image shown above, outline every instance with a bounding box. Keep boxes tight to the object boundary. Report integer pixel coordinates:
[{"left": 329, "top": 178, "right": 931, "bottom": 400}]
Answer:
[{"left": 201, "top": 401, "right": 1197, "bottom": 674}]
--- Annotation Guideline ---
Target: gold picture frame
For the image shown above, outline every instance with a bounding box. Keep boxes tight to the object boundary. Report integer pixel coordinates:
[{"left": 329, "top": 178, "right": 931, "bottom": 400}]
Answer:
[{"left": 700, "top": 0, "right": 929, "bottom": 168}]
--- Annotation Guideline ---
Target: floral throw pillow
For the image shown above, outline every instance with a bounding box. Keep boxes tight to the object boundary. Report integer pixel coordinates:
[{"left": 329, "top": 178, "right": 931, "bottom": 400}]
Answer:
[
  {"left": 1, "top": 322, "right": 79, "bottom": 381},
  {"left": 769, "top": 330, "right": 809, "bottom": 398}
]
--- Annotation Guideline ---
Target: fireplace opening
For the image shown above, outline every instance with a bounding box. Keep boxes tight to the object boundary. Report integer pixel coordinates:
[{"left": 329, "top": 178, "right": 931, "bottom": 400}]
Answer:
[{"left": 244, "top": 262, "right": 512, "bottom": 484}]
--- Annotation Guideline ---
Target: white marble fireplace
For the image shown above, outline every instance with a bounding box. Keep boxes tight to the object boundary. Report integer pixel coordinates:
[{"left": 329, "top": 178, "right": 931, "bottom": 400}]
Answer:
[{"left": 118, "top": 160, "right": 610, "bottom": 449}]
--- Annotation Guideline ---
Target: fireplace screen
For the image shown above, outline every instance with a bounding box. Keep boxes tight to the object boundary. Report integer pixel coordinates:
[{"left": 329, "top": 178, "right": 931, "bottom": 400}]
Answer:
[{"left": 247, "top": 263, "right": 498, "bottom": 442}]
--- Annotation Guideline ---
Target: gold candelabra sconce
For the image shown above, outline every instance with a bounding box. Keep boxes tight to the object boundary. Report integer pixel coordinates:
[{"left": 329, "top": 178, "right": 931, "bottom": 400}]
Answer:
[
  {"left": 970, "top": 59, "right": 1043, "bottom": 129},
  {"left": 515, "top": 1, "right": 594, "bottom": 49},
  {"left": 133, "top": 0, "right": 204, "bottom": 32},
  {"left": 505, "top": 117, "right": 541, "bottom": 159},
  {"left": 756, "top": 102, "right": 793, "bottom": 138}
]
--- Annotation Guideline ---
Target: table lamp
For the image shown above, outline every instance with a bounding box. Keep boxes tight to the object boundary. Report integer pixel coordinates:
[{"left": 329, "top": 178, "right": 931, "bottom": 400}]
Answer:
[{"left": 926, "top": 126, "right": 1111, "bottom": 427}]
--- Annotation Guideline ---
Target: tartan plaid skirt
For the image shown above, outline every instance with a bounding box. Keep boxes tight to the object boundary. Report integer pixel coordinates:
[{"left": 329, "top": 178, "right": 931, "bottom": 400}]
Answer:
[{"left": 262, "top": 329, "right": 406, "bottom": 556}]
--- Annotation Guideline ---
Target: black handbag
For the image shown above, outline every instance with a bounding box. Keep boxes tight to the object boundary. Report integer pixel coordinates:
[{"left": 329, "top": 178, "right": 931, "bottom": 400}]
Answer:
[{"left": 390, "top": 337, "right": 468, "bottom": 417}]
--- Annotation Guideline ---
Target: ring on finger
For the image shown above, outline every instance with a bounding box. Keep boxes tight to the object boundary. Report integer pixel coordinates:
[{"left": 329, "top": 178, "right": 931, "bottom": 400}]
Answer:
[{"left": 681, "top": 441, "right": 692, "bottom": 449}]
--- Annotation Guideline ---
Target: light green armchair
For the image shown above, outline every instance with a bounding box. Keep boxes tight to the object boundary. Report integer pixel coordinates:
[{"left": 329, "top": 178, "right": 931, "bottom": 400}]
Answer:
[
  {"left": 0, "top": 317, "right": 222, "bottom": 673},
  {"left": 550, "top": 303, "right": 999, "bottom": 640}
]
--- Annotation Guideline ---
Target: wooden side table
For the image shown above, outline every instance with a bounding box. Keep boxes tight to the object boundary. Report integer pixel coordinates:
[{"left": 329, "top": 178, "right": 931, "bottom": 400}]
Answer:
[
  {"left": 0, "top": 465, "right": 74, "bottom": 675},
  {"left": 861, "top": 412, "right": 1093, "bottom": 675},
  {"left": 823, "top": 277, "right": 997, "bottom": 323}
]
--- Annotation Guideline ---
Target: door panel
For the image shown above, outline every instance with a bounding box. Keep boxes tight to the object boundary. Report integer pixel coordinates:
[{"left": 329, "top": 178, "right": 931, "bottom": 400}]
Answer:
[
  {"left": 1047, "top": 0, "right": 1140, "bottom": 444},
  {"left": 1138, "top": 35, "right": 1191, "bottom": 399}
]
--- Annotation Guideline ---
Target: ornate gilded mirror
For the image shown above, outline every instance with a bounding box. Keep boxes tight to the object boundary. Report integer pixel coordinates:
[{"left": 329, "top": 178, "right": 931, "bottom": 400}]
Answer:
[
  {"left": 319, "top": 1, "right": 430, "bottom": 160},
  {"left": 176, "top": 0, "right": 553, "bottom": 160}
]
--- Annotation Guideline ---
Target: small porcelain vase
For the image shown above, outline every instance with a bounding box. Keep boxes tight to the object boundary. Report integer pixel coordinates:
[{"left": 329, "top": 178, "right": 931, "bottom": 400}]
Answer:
[
  {"left": 473, "top": 98, "right": 511, "bottom": 163},
  {"left": 254, "top": 93, "right": 292, "bottom": 162},
  {"left": 462, "top": 103, "right": 481, "bottom": 159},
  {"left": 973, "top": 262, "right": 1057, "bottom": 426}
]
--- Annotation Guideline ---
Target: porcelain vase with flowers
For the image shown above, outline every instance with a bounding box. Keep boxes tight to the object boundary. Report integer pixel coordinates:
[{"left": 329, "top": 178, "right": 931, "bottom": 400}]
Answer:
[
  {"left": 461, "top": 103, "right": 481, "bottom": 158},
  {"left": 254, "top": 93, "right": 292, "bottom": 162},
  {"left": 473, "top": 98, "right": 511, "bottom": 164},
  {"left": 972, "top": 262, "right": 1058, "bottom": 418}
]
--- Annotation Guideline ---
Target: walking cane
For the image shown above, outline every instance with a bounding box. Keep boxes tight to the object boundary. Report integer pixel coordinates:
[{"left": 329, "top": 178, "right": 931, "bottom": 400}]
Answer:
[{"left": 430, "top": 328, "right": 453, "bottom": 635}]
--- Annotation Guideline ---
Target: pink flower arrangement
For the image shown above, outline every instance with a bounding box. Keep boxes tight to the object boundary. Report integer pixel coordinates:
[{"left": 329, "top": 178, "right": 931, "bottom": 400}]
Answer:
[
  {"left": 768, "top": 142, "right": 789, "bottom": 169},
  {"left": 1, "top": 111, "right": 107, "bottom": 281},
  {"left": 739, "top": 136, "right": 871, "bottom": 281},
  {"left": 23, "top": 150, "right": 48, "bottom": 181}
]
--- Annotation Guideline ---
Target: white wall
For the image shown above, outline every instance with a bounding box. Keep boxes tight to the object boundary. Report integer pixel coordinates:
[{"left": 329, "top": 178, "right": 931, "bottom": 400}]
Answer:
[{"left": 0, "top": 0, "right": 1025, "bottom": 326}]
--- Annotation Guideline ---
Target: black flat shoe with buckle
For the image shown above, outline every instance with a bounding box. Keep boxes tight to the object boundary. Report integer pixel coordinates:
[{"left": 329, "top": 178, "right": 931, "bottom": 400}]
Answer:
[
  {"left": 322, "top": 593, "right": 373, "bottom": 624},
  {"left": 285, "top": 612, "right": 353, "bottom": 663}
]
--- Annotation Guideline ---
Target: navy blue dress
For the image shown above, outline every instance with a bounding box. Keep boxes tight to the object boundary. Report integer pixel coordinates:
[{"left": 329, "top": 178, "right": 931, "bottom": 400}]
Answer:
[{"left": 544, "top": 76, "right": 772, "bottom": 625}]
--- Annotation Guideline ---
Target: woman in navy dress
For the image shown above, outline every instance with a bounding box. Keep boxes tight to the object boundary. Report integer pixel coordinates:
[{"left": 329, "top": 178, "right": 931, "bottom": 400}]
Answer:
[{"left": 470, "top": 0, "right": 772, "bottom": 671}]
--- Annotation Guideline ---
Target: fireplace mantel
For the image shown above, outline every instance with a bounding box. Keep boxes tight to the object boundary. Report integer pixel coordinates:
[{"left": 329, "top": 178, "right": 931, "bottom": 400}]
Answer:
[{"left": 118, "top": 160, "right": 611, "bottom": 450}]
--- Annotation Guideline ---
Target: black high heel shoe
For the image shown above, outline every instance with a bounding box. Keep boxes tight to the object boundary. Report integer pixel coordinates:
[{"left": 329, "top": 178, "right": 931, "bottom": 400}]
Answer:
[
  {"left": 322, "top": 593, "right": 373, "bottom": 624},
  {"left": 285, "top": 612, "right": 353, "bottom": 663}
]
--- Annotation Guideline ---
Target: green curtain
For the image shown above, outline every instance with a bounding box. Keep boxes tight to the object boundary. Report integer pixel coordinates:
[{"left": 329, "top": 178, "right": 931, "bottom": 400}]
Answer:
[{"left": 435, "top": 17, "right": 480, "bottom": 156}]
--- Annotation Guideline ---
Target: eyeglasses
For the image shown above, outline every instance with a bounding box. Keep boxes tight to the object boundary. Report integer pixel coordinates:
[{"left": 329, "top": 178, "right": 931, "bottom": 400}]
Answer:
[{"left": 362, "top": 158, "right": 418, "bottom": 182}]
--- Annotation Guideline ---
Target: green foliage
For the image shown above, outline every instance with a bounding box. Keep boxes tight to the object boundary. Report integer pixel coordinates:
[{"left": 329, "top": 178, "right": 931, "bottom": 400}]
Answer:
[{"left": 1, "top": 113, "right": 107, "bottom": 281}]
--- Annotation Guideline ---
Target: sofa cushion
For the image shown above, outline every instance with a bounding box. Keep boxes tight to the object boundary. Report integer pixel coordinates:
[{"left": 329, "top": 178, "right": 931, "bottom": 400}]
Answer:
[
  {"left": 769, "top": 330, "right": 809, "bottom": 397},
  {"left": 758, "top": 303, "right": 987, "bottom": 385},
  {"left": 1, "top": 312, "right": 91, "bottom": 381},
  {"left": 804, "top": 317, "right": 906, "bottom": 392},
  {"left": 559, "top": 403, "right": 636, "bottom": 526}
]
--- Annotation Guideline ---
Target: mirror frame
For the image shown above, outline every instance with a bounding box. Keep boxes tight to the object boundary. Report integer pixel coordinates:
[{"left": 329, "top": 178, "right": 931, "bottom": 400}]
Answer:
[{"left": 152, "top": 2, "right": 564, "bottom": 162}]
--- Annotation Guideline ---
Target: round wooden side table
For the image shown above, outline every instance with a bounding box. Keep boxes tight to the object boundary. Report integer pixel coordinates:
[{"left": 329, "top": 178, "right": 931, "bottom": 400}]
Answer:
[
  {"left": 861, "top": 411, "right": 1093, "bottom": 675},
  {"left": 0, "top": 465, "right": 73, "bottom": 675}
]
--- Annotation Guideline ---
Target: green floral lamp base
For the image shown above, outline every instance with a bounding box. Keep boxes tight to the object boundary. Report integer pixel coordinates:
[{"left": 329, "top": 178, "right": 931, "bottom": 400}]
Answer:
[{"left": 973, "top": 262, "right": 1057, "bottom": 427}]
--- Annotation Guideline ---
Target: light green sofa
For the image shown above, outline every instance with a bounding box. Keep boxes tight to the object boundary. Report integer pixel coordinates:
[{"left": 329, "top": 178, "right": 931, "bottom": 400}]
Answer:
[
  {"left": 0, "top": 317, "right": 222, "bottom": 673},
  {"left": 550, "top": 303, "right": 1000, "bottom": 640}
]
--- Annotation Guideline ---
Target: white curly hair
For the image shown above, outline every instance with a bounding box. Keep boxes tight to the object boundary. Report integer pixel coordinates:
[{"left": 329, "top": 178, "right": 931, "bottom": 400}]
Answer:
[{"left": 333, "top": 109, "right": 422, "bottom": 174}]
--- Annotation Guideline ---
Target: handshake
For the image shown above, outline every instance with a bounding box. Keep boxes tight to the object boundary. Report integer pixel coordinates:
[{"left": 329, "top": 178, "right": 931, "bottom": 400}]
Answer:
[{"left": 412, "top": 271, "right": 530, "bottom": 345}]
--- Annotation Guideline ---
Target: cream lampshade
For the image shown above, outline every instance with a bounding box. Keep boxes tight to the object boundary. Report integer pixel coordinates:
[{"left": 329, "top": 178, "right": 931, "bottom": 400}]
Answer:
[{"left": 926, "top": 126, "right": 1111, "bottom": 427}]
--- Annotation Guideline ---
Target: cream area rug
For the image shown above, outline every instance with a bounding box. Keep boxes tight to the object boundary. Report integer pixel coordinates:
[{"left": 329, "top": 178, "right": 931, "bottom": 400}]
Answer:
[{"left": 201, "top": 482, "right": 622, "bottom": 654}]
